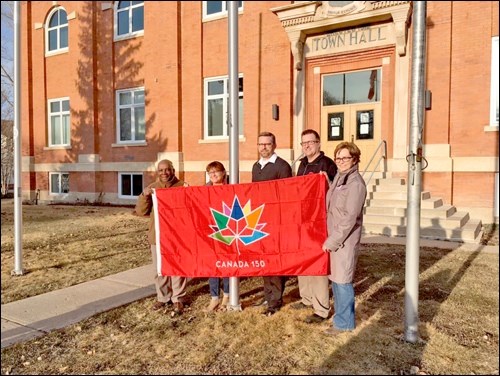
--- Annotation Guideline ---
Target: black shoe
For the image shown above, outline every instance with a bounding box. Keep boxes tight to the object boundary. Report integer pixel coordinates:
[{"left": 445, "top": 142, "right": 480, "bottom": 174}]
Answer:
[
  {"left": 173, "top": 301, "right": 184, "bottom": 315},
  {"left": 253, "top": 299, "right": 268, "bottom": 307},
  {"left": 304, "top": 314, "right": 327, "bottom": 324},
  {"left": 262, "top": 307, "right": 278, "bottom": 316},
  {"left": 152, "top": 301, "right": 166, "bottom": 311},
  {"left": 290, "top": 302, "right": 310, "bottom": 310}
]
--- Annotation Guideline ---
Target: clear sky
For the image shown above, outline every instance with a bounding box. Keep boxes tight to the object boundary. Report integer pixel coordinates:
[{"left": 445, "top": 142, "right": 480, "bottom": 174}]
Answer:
[
  {"left": 1, "top": 1, "right": 14, "bottom": 68},
  {"left": 1, "top": 1, "right": 14, "bottom": 119}
]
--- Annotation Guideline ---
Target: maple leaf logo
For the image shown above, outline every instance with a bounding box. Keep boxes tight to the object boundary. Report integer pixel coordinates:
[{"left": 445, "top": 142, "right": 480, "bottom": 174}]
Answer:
[{"left": 208, "top": 195, "right": 268, "bottom": 254}]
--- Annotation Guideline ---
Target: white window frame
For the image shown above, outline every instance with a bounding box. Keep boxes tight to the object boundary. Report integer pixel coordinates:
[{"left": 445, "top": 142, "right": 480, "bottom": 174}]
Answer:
[
  {"left": 45, "top": 7, "right": 69, "bottom": 56},
  {"left": 490, "top": 37, "right": 499, "bottom": 127},
  {"left": 116, "top": 87, "right": 146, "bottom": 144},
  {"left": 49, "top": 172, "right": 69, "bottom": 194},
  {"left": 114, "top": 1, "right": 144, "bottom": 41},
  {"left": 203, "top": 75, "right": 244, "bottom": 140},
  {"left": 118, "top": 172, "right": 143, "bottom": 199},
  {"left": 48, "top": 97, "right": 71, "bottom": 147},
  {"left": 202, "top": 1, "right": 243, "bottom": 22}
]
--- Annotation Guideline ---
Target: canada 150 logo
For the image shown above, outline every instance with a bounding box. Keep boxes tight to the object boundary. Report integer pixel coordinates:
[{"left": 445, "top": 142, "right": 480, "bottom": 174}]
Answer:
[{"left": 208, "top": 195, "right": 268, "bottom": 254}]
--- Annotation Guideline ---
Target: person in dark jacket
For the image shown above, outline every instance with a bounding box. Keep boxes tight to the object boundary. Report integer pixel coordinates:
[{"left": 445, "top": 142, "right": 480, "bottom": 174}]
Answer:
[
  {"left": 296, "top": 129, "right": 337, "bottom": 182},
  {"left": 292, "top": 129, "right": 337, "bottom": 323},
  {"left": 251, "top": 131, "right": 292, "bottom": 316}
]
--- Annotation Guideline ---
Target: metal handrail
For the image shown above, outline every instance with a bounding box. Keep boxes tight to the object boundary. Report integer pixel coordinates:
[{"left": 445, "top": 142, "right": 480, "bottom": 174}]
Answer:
[{"left": 361, "top": 140, "right": 387, "bottom": 187}]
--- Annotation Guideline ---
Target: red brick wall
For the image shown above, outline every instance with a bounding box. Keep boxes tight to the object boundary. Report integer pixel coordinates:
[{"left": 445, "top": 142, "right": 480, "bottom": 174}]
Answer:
[
  {"left": 453, "top": 172, "right": 496, "bottom": 208},
  {"left": 447, "top": 2, "right": 498, "bottom": 157},
  {"left": 424, "top": 1, "right": 452, "bottom": 145},
  {"left": 180, "top": 1, "right": 292, "bottom": 165},
  {"left": 20, "top": 1, "right": 498, "bottom": 216}
]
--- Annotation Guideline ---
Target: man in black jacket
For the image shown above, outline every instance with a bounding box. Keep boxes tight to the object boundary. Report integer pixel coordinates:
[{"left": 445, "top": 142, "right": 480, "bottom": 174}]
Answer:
[
  {"left": 297, "top": 129, "right": 337, "bottom": 181},
  {"left": 252, "top": 131, "right": 292, "bottom": 316},
  {"left": 292, "top": 129, "right": 337, "bottom": 323}
]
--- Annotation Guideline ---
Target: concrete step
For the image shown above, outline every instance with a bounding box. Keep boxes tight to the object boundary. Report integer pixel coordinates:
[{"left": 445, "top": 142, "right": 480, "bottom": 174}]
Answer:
[
  {"left": 368, "top": 191, "right": 431, "bottom": 200},
  {"left": 363, "top": 212, "right": 470, "bottom": 229},
  {"left": 422, "top": 197, "right": 444, "bottom": 209},
  {"left": 362, "top": 219, "right": 482, "bottom": 243},
  {"left": 375, "top": 177, "right": 405, "bottom": 185},
  {"left": 372, "top": 184, "right": 408, "bottom": 192},
  {"left": 362, "top": 171, "right": 387, "bottom": 181},
  {"left": 362, "top": 175, "right": 480, "bottom": 243},
  {"left": 362, "top": 172, "right": 387, "bottom": 186},
  {"left": 364, "top": 204, "right": 457, "bottom": 218},
  {"left": 365, "top": 197, "right": 443, "bottom": 209}
]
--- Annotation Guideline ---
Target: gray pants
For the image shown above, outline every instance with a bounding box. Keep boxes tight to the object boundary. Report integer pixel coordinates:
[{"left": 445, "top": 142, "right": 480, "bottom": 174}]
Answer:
[
  {"left": 297, "top": 275, "right": 330, "bottom": 318},
  {"left": 151, "top": 245, "right": 187, "bottom": 303}
]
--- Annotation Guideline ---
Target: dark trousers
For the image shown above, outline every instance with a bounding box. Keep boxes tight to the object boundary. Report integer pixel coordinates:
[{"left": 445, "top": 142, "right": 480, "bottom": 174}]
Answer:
[{"left": 263, "top": 276, "right": 286, "bottom": 310}]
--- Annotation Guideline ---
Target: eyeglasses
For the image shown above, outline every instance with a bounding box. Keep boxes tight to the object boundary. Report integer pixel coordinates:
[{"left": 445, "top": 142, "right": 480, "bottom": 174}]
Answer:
[
  {"left": 335, "top": 156, "right": 353, "bottom": 163},
  {"left": 257, "top": 143, "right": 273, "bottom": 147},
  {"left": 208, "top": 170, "right": 222, "bottom": 176},
  {"left": 300, "top": 140, "right": 319, "bottom": 146}
]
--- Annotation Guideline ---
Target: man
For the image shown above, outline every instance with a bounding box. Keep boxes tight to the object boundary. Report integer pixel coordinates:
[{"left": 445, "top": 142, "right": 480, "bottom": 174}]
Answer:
[
  {"left": 135, "top": 159, "right": 188, "bottom": 315},
  {"left": 252, "top": 131, "right": 293, "bottom": 316},
  {"left": 292, "top": 129, "right": 337, "bottom": 323}
]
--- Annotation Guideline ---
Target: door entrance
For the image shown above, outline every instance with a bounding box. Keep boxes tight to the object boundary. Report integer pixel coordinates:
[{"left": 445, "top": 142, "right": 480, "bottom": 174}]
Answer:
[{"left": 320, "top": 69, "right": 382, "bottom": 172}]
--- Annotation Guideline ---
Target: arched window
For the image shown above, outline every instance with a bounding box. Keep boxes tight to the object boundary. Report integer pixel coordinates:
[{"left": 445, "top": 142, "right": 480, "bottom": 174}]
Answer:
[
  {"left": 115, "top": 1, "right": 144, "bottom": 40},
  {"left": 46, "top": 7, "right": 68, "bottom": 54}
]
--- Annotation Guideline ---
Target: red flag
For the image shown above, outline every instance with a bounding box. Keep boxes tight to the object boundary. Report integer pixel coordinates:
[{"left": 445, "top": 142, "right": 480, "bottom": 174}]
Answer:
[{"left": 153, "top": 174, "right": 328, "bottom": 277}]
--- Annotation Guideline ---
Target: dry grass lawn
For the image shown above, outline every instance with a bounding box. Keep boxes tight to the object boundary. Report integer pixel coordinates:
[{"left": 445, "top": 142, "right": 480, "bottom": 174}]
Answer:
[{"left": 1, "top": 199, "right": 498, "bottom": 375}]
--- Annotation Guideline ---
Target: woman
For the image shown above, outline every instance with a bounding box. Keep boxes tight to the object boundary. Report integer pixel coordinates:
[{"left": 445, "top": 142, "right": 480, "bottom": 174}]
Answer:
[
  {"left": 204, "top": 161, "right": 230, "bottom": 312},
  {"left": 322, "top": 142, "right": 367, "bottom": 335}
]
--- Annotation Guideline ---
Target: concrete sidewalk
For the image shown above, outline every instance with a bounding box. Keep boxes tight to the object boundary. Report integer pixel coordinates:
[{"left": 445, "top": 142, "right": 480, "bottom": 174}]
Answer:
[
  {"left": 1, "top": 237, "right": 497, "bottom": 349},
  {"left": 1, "top": 265, "right": 155, "bottom": 349}
]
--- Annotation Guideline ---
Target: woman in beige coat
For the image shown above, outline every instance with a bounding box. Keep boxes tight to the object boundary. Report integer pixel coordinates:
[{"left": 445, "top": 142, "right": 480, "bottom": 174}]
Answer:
[{"left": 322, "top": 142, "right": 367, "bottom": 335}]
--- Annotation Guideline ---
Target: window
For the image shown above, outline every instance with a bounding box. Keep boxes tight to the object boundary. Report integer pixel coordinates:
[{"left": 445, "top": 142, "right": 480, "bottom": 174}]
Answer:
[
  {"left": 115, "top": 1, "right": 144, "bottom": 39},
  {"left": 204, "top": 76, "right": 244, "bottom": 139},
  {"left": 119, "top": 173, "right": 143, "bottom": 198},
  {"left": 50, "top": 172, "right": 69, "bottom": 194},
  {"left": 116, "top": 88, "right": 145, "bottom": 143},
  {"left": 203, "top": 1, "right": 243, "bottom": 20},
  {"left": 323, "top": 69, "right": 381, "bottom": 105},
  {"left": 48, "top": 98, "right": 70, "bottom": 147},
  {"left": 46, "top": 7, "right": 68, "bottom": 54},
  {"left": 490, "top": 37, "right": 499, "bottom": 126}
]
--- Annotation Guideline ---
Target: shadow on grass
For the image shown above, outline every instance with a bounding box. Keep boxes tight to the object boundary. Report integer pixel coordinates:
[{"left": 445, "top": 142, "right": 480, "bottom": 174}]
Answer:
[{"left": 315, "top": 243, "right": 487, "bottom": 374}]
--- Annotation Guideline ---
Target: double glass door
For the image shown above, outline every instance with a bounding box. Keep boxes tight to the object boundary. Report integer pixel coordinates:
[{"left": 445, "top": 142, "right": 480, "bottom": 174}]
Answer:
[{"left": 320, "top": 69, "right": 381, "bottom": 172}]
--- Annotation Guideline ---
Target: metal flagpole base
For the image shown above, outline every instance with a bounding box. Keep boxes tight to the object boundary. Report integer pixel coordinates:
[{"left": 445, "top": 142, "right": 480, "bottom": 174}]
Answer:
[
  {"left": 228, "top": 277, "right": 241, "bottom": 311},
  {"left": 404, "top": 328, "right": 419, "bottom": 344},
  {"left": 226, "top": 304, "right": 242, "bottom": 312}
]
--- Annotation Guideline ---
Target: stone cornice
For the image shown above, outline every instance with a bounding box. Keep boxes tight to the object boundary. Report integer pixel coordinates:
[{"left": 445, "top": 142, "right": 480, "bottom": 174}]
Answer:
[
  {"left": 271, "top": 1, "right": 412, "bottom": 69},
  {"left": 282, "top": 16, "right": 316, "bottom": 28},
  {"left": 372, "top": 1, "right": 411, "bottom": 10}
]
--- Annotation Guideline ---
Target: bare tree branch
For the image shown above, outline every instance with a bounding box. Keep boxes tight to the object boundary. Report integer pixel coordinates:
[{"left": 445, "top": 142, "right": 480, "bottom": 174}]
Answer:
[{"left": 1, "top": 64, "right": 13, "bottom": 84}]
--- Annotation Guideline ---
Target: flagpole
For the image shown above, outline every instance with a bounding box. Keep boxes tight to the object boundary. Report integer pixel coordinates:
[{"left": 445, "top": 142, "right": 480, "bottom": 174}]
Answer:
[
  {"left": 405, "top": 1, "right": 427, "bottom": 343},
  {"left": 228, "top": 1, "right": 241, "bottom": 311},
  {"left": 13, "top": 0, "right": 24, "bottom": 276}
]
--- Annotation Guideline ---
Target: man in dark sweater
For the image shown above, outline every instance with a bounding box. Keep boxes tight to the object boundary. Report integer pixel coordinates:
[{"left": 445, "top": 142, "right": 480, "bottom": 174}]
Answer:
[
  {"left": 251, "top": 131, "right": 292, "bottom": 316},
  {"left": 292, "top": 129, "right": 337, "bottom": 323}
]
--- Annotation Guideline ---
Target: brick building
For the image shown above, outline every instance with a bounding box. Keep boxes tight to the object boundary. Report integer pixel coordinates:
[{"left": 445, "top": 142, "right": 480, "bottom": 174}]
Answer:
[{"left": 20, "top": 1, "right": 499, "bottom": 240}]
